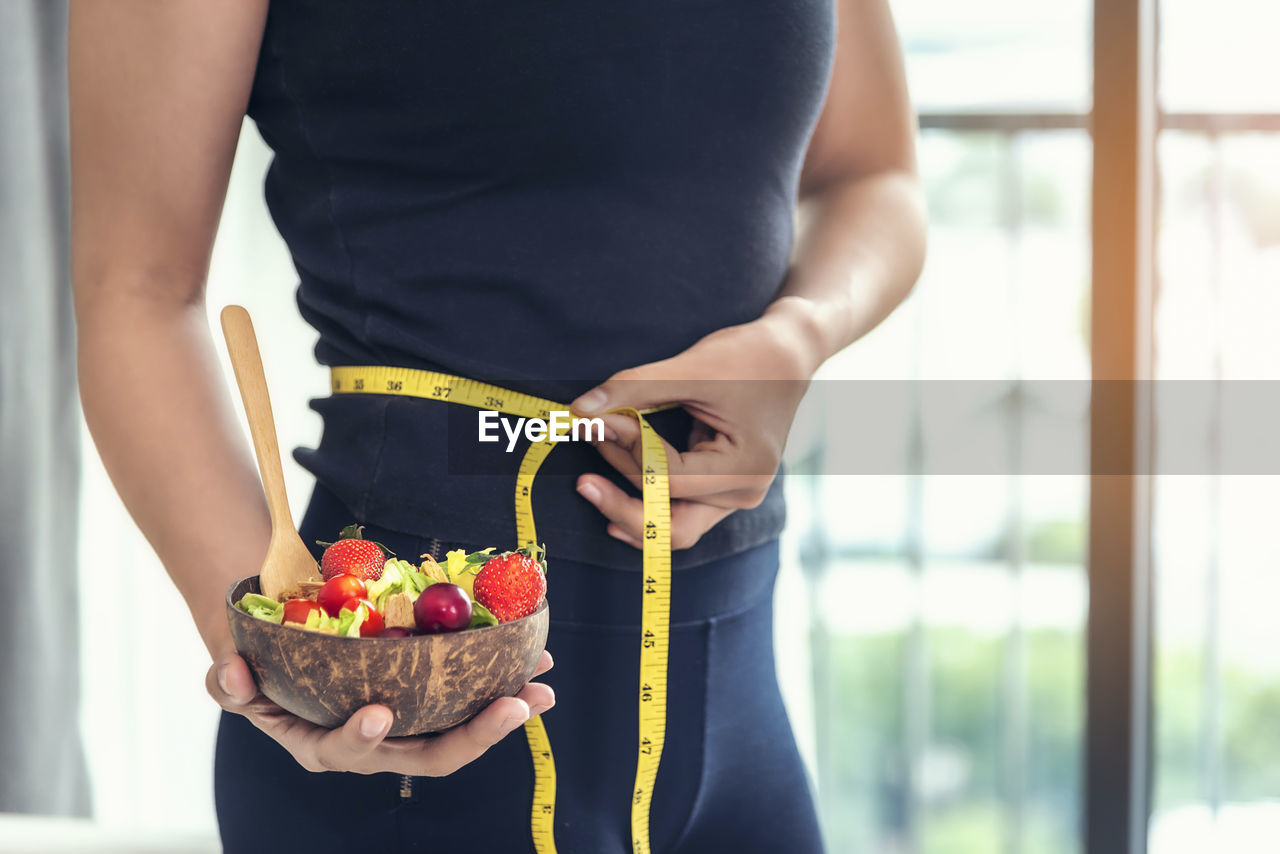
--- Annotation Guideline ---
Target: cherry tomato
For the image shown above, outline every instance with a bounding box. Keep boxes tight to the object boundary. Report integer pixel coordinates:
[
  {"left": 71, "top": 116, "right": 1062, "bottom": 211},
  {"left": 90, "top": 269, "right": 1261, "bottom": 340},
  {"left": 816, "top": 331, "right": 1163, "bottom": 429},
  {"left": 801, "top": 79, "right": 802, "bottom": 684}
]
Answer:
[
  {"left": 281, "top": 598, "right": 325, "bottom": 625},
  {"left": 317, "top": 574, "right": 366, "bottom": 617},
  {"left": 341, "top": 597, "right": 385, "bottom": 637},
  {"left": 378, "top": 626, "right": 415, "bottom": 638}
]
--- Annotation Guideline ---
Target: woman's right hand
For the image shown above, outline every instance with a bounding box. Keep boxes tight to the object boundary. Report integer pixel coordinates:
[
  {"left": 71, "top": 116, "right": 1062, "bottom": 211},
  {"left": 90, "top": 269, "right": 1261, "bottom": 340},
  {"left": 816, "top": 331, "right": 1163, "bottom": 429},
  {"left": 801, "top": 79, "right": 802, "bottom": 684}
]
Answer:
[{"left": 206, "top": 647, "right": 555, "bottom": 775}]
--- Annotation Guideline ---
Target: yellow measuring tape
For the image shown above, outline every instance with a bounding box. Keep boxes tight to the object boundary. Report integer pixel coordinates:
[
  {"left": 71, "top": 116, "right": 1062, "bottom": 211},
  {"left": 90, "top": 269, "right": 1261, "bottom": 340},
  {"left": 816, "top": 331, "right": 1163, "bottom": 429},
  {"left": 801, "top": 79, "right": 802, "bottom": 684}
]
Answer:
[{"left": 329, "top": 365, "right": 671, "bottom": 854}]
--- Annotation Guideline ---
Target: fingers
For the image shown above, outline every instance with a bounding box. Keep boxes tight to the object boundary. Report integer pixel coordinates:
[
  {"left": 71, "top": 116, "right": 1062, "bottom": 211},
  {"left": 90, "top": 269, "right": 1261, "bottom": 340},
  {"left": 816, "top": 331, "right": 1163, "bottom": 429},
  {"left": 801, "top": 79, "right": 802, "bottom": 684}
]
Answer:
[
  {"left": 517, "top": 680, "right": 556, "bottom": 717},
  {"left": 570, "top": 363, "right": 692, "bottom": 417},
  {"left": 606, "top": 527, "right": 645, "bottom": 549},
  {"left": 590, "top": 413, "right": 776, "bottom": 510},
  {"left": 235, "top": 694, "right": 392, "bottom": 774},
  {"left": 206, "top": 652, "right": 315, "bottom": 754},
  {"left": 669, "top": 501, "right": 735, "bottom": 549},
  {"left": 576, "top": 475, "right": 644, "bottom": 538},
  {"left": 239, "top": 684, "right": 554, "bottom": 777},
  {"left": 364, "top": 674, "right": 556, "bottom": 776},
  {"left": 304, "top": 706, "right": 394, "bottom": 772},
  {"left": 206, "top": 652, "right": 258, "bottom": 709},
  {"left": 532, "top": 649, "right": 554, "bottom": 678},
  {"left": 382, "top": 696, "right": 533, "bottom": 777},
  {"left": 577, "top": 474, "right": 733, "bottom": 550}
]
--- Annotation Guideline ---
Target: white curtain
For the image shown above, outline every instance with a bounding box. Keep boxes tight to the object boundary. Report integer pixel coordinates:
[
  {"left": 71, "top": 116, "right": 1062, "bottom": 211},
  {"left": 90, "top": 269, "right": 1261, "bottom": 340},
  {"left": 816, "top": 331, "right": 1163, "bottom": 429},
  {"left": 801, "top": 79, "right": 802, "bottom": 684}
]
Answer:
[{"left": 0, "top": 0, "right": 90, "bottom": 818}]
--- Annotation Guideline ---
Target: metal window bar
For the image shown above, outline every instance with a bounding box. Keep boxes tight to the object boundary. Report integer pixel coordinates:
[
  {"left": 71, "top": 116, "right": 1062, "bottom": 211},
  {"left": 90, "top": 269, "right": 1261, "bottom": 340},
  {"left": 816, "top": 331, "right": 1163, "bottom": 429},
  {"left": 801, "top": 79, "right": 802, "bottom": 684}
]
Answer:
[
  {"left": 999, "top": 131, "right": 1029, "bottom": 854},
  {"left": 1201, "top": 130, "right": 1225, "bottom": 821},
  {"left": 793, "top": 427, "right": 834, "bottom": 846},
  {"left": 903, "top": 369, "right": 925, "bottom": 854}
]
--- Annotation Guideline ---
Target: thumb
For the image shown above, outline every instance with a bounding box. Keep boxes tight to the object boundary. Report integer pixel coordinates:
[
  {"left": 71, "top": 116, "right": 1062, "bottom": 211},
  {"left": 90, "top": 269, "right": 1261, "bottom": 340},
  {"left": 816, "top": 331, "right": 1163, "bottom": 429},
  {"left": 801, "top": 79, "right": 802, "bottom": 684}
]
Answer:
[
  {"left": 207, "top": 646, "right": 258, "bottom": 708},
  {"left": 570, "top": 362, "right": 691, "bottom": 416}
]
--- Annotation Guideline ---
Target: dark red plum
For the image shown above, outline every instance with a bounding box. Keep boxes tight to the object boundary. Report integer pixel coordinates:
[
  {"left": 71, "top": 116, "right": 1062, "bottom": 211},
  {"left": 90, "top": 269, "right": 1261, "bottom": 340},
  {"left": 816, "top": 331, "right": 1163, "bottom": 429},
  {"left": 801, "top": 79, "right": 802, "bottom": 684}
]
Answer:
[{"left": 414, "top": 583, "right": 472, "bottom": 633}]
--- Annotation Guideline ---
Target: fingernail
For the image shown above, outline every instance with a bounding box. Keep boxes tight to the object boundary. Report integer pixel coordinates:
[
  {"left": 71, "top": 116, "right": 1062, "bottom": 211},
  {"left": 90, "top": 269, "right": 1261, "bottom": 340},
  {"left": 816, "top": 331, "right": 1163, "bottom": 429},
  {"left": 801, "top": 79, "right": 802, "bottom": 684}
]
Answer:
[
  {"left": 499, "top": 715, "right": 527, "bottom": 736},
  {"left": 360, "top": 711, "right": 391, "bottom": 739},
  {"left": 577, "top": 481, "right": 601, "bottom": 504},
  {"left": 575, "top": 389, "right": 608, "bottom": 415},
  {"left": 216, "top": 662, "right": 231, "bottom": 696},
  {"left": 601, "top": 423, "right": 619, "bottom": 442}
]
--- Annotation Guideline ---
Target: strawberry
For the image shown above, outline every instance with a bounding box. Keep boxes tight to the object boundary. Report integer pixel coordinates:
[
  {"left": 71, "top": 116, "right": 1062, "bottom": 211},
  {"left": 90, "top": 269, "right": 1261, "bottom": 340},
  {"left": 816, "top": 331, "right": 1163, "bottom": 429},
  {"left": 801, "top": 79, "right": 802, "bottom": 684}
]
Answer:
[
  {"left": 318, "top": 524, "right": 388, "bottom": 582},
  {"left": 473, "top": 544, "right": 547, "bottom": 623}
]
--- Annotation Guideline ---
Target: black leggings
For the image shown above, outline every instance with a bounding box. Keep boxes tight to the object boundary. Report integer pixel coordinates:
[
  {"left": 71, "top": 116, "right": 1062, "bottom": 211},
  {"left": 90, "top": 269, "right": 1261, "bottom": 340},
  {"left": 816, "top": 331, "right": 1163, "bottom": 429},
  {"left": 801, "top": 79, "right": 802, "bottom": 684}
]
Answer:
[{"left": 215, "top": 485, "right": 824, "bottom": 853}]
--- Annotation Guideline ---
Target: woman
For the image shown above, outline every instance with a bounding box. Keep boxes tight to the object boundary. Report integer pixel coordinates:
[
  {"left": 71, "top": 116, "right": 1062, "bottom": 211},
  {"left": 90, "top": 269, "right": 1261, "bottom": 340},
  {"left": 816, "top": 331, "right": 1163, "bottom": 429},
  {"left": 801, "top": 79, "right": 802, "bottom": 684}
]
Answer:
[{"left": 69, "top": 1, "right": 925, "bottom": 851}]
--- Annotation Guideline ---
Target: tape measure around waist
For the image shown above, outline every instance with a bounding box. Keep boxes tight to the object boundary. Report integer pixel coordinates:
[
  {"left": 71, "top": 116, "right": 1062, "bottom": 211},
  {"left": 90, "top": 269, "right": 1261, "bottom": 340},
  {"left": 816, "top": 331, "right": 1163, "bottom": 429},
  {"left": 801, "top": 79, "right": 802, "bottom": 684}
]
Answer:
[{"left": 329, "top": 366, "right": 671, "bottom": 854}]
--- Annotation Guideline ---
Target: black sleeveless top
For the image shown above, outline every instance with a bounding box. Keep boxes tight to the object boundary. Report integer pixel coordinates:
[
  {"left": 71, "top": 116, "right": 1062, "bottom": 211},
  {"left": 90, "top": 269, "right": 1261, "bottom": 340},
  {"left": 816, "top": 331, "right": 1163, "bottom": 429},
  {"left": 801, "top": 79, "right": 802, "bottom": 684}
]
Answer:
[{"left": 247, "top": 1, "right": 835, "bottom": 570}]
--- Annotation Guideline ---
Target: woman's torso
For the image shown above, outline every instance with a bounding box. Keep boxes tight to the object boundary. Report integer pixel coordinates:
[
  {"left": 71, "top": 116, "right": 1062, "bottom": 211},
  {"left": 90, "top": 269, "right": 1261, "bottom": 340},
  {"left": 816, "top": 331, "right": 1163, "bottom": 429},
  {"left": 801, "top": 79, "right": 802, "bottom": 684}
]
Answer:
[{"left": 247, "top": 0, "right": 836, "bottom": 568}]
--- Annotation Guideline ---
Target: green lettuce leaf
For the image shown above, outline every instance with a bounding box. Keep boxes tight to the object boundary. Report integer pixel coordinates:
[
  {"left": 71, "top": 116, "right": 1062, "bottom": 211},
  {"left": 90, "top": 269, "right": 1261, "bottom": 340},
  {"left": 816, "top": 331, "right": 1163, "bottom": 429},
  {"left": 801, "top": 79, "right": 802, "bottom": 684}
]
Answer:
[
  {"left": 294, "top": 608, "right": 342, "bottom": 634},
  {"left": 367, "top": 559, "right": 406, "bottom": 607},
  {"left": 442, "top": 549, "right": 468, "bottom": 582},
  {"left": 236, "top": 593, "right": 283, "bottom": 624},
  {"left": 337, "top": 605, "right": 366, "bottom": 638},
  {"left": 468, "top": 602, "right": 498, "bottom": 629},
  {"left": 367, "top": 558, "right": 437, "bottom": 611},
  {"left": 442, "top": 548, "right": 495, "bottom": 581},
  {"left": 400, "top": 566, "right": 432, "bottom": 596}
]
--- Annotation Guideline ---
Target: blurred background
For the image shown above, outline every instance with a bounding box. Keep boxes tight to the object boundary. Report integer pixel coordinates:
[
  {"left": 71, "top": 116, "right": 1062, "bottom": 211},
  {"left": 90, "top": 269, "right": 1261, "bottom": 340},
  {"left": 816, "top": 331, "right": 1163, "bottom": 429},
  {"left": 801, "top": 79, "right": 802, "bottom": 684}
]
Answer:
[{"left": 3, "top": 0, "right": 1279, "bottom": 852}]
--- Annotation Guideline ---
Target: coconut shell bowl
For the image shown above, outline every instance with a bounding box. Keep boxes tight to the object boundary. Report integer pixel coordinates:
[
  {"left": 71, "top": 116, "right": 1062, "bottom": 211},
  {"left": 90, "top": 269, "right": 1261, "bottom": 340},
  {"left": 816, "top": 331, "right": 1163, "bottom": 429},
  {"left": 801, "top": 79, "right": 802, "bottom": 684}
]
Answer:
[{"left": 226, "top": 576, "right": 549, "bottom": 737}]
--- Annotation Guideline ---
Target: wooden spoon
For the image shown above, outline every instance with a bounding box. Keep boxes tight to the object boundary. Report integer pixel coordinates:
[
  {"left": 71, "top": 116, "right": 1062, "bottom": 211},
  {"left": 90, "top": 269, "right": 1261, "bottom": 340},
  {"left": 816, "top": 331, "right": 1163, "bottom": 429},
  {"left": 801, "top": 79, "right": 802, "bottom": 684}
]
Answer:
[{"left": 220, "top": 305, "right": 319, "bottom": 600}]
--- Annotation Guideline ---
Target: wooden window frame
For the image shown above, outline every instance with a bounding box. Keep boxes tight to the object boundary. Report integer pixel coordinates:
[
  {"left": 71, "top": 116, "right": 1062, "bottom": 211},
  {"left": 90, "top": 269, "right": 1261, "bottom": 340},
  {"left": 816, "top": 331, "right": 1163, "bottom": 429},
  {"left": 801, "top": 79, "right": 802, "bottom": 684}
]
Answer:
[{"left": 1086, "top": 1, "right": 1159, "bottom": 853}]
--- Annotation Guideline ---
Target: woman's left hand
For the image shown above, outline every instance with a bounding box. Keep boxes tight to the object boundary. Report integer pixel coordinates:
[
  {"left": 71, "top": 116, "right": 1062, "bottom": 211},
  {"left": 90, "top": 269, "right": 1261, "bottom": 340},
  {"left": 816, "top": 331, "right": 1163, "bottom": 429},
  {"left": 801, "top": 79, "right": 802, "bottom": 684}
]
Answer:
[{"left": 570, "top": 297, "right": 822, "bottom": 550}]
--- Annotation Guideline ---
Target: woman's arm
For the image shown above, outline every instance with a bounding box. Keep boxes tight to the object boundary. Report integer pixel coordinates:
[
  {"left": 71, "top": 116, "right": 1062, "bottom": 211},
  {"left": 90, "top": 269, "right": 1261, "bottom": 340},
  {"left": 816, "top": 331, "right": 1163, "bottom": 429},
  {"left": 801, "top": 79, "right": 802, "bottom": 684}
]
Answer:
[
  {"left": 780, "top": 0, "right": 927, "bottom": 362},
  {"left": 70, "top": 0, "right": 551, "bottom": 773},
  {"left": 71, "top": 0, "right": 274, "bottom": 657},
  {"left": 571, "top": 0, "right": 926, "bottom": 547}
]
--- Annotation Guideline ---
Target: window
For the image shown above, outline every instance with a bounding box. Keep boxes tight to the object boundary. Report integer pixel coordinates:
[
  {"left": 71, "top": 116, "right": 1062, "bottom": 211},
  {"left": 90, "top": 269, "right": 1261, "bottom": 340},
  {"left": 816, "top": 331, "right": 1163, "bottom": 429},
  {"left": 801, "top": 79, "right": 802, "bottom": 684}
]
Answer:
[
  {"left": 781, "top": 2, "right": 1280, "bottom": 853},
  {"left": 1150, "top": 1, "right": 1280, "bottom": 850},
  {"left": 781, "top": 3, "right": 1091, "bottom": 851}
]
